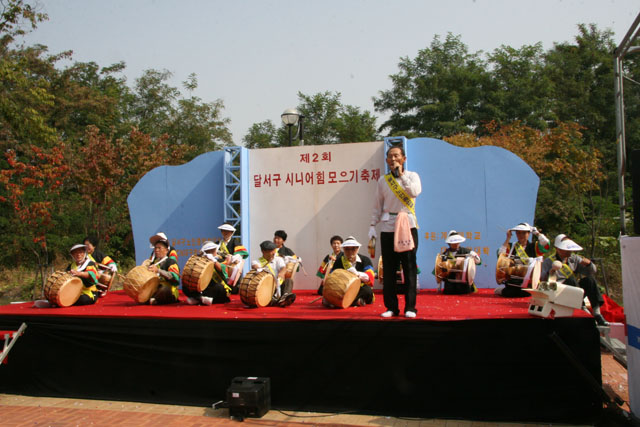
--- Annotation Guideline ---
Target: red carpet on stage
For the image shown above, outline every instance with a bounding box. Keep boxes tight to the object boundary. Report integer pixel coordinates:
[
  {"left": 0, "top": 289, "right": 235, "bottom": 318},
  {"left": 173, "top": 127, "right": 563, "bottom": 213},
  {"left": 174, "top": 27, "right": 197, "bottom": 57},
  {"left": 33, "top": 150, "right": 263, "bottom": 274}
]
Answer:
[{"left": 0, "top": 288, "right": 592, "bottom": 321}]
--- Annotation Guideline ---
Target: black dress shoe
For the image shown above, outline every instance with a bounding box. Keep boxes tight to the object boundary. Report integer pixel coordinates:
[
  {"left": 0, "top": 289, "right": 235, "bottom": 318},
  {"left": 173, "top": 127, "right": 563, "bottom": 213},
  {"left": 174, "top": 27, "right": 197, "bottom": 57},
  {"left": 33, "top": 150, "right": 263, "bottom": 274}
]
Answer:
[
  {"left": 594, "top": 314, "right": 609, "bottom": 326},
  {"left": 279, "top": 293, "right": 296, "bottom": 307}
]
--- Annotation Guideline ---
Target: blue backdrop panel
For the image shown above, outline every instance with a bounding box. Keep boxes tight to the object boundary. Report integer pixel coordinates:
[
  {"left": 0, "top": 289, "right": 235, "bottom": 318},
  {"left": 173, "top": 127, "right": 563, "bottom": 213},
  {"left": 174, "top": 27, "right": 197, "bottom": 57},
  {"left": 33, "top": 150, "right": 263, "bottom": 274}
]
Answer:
[
  {"left": 407, "top": 138, "right": 539, "bottom": 288},
  {"left": 127, "top": 151, "right": 225, "bottom": 270}
]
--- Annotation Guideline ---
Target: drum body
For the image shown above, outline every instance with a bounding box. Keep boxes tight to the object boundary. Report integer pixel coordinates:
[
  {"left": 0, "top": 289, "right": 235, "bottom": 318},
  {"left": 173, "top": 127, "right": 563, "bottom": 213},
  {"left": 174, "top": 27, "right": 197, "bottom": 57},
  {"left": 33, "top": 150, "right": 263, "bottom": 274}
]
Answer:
[
  {"left": 44, "top": 271, "right": 84, "bottom": 307},
  {"left": 323, "top": 269, "right": 361, "bottom": 309},
  {"left": 496, "top": 253, "right": 540, "bottom": 288},
  {"left": 239, "top": 270, "right": 275, "bottom": 307},
  {"left": 435, "top": 255, "right": 476, "bottom": 286},
  {"left": 123, "top": 266, "right": 159, "bottom": 303},
  {"left": 226, "top": 259, "right": 245, "bottom": 287},
  {"left": 182, "top": 255, "right": 214, "bottom": 293},
  {"left": 284, "top": 261, "right": 298, "bottom": 279}
]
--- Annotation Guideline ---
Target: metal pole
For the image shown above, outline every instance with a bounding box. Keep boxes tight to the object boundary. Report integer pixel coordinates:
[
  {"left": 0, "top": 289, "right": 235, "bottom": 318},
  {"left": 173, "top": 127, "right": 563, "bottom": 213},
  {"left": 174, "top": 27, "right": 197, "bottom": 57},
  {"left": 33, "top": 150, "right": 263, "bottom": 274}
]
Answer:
[
  {"left": 614, "top": 55, "right": 627, "bottom": 235},
  {"left": 287, "top": 124, "right": 292, "bottom": 146}
]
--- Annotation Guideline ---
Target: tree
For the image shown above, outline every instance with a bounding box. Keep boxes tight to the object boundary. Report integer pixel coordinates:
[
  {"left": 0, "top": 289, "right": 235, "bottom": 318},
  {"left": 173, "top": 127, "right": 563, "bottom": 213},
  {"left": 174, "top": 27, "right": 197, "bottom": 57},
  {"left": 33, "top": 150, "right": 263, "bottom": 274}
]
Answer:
[
  {"left": 245, "top": 91, "right": 378, "bottom": 147},
  {"left": 0, "top": 141, "right": 70, "bottom": 294},
  {"left": 243, "top": 120, "right": 277, "bottom": 149},
  {"left": 486, "top": 43, "right": 555, "bottom": 130},
  {"left": 130, "top": 70, "right": 233, "bottom": 159},
  {"left": 373, "top": 33, "right": 491, "bottom": 138}
]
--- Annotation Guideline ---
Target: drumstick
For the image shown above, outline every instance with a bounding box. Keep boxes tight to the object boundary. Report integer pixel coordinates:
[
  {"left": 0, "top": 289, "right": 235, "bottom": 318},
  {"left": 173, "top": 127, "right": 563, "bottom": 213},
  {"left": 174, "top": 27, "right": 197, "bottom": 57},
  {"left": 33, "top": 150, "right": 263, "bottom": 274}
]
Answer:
[{"left": 309, "top": 296, "right": 323, "bottom": 304}]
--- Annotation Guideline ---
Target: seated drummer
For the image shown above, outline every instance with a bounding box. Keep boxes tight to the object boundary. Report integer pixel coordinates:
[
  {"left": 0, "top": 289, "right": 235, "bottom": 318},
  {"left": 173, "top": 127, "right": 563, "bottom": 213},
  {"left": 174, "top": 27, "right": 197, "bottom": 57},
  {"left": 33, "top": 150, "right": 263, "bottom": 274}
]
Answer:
[
  {"left": 185, "top": 241, "right": 231, "bottom": 306},
  {"left": 34, "top": 244, "right": 100, "bottom": 308},
  {"left": 440, "top": 230, "right": 481, "bottom": 295},
  {"left": 217, "top": 223, "right": 248, "bottom": 263},
  {"left": 83, "top": 236, "right": 117, "bottom": 272},
  {"left": 541, "top": 234, "right": 609, "bottom": 326},
  {"left": 148, "top": 232, "right": 179, "bottom": 264},
  {"left": 316, "top": 235, "right": 343, "bottom": 296},
  {"left": 147, "top": 234, "right": 180, "bottom": 305},
  {"left": 250, "top": 240, "right": 296, "bottom": 307},
  {"left": 325, "top": 236, "right": 375, "bottom": 307},
  {"left": 273, "top": 229, "right": 300, "bottom": 292},
  {"left": 216, "top": 223, "right": 248, "bottom": 293},
  {"left": 83, "top": 235, "right": 117, "bottom": 297},
  {"left": 496, "top": 222, "right": 549, "bottom": 298}
]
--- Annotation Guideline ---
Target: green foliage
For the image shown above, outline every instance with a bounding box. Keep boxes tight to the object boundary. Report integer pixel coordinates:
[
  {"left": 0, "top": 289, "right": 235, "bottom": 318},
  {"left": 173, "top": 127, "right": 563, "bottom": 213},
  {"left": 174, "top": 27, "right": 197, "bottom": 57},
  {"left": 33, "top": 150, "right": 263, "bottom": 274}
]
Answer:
[
  {"left": 246, "top": 91, "right": 378, "bottom": 147},
  {"left": 243, "top": 120, "right": 277, "bottom": 148}
]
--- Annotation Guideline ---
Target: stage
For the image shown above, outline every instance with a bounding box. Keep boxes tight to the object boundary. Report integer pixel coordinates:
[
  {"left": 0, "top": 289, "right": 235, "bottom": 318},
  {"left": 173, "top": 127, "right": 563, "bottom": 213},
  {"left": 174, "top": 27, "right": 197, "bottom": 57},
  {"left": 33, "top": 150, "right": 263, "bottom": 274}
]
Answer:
[{"left": 0, "top": 289, "right": 603, "bottom": 423}]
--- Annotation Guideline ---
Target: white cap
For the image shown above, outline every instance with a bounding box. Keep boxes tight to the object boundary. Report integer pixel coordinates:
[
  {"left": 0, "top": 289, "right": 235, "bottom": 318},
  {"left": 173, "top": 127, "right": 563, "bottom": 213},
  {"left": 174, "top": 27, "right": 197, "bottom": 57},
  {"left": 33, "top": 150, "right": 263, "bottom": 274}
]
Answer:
[
  {"left": 341, "top": 236, "right": 362, "bottom": 248},
  {"left": 445, "top": 230, "right": 465, "bottom": 244},
  {"left": 149, "top": 232, "right": 169, "bottom": 246},
  {"left": 200, "top": 241, "right": 219, "bottom": 253},
  {"left": 69, "top": 244, "right": 87, "bottom": 253},
  {"left": 553, "top": 234, "right": 567, "bottom": 248},
  {"left": 217, "top": 224, "right": 236, "bottom": 232},
  {"left": 554, "top": 235, "right": 583, "bottom": 251},
  {"left": 509, "top": 222, "right": 532, "bottom": 232}
]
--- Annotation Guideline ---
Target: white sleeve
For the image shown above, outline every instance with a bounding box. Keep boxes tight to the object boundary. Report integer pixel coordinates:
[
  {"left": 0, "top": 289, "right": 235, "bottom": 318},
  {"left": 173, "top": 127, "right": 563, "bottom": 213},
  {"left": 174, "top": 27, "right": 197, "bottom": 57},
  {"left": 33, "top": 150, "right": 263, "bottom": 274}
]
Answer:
[{"left": 399, "top": 171, "right": 422, "bottom": 198}]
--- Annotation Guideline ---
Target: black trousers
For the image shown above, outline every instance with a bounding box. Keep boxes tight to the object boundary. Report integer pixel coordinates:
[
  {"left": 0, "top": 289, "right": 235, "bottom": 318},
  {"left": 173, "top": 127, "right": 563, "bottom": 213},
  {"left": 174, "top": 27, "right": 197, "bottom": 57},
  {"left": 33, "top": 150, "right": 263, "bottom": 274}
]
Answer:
[
  {"left": 354, "top": 285, "right": 374, "bottom": 305},
  {"left": 183, "top": 282, "right": 230, "bottom": 304},
  {"left": 381, "top": 228, "right": 418, "bottom": 314}
]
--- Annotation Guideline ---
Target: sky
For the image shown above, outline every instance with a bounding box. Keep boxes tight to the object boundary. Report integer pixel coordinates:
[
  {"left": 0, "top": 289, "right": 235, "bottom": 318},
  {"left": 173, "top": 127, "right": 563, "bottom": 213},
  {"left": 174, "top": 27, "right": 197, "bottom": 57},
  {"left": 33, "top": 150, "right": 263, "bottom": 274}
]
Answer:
[{"left": 20, "top": 0, "right": 640, "bottom": 145}]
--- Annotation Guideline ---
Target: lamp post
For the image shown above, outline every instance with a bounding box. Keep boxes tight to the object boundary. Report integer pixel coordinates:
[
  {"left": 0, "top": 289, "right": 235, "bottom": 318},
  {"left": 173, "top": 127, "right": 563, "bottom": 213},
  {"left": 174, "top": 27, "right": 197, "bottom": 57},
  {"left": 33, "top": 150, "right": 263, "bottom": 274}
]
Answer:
[{"left": 281, "top": 108, "right": 304, "bottom": 146}]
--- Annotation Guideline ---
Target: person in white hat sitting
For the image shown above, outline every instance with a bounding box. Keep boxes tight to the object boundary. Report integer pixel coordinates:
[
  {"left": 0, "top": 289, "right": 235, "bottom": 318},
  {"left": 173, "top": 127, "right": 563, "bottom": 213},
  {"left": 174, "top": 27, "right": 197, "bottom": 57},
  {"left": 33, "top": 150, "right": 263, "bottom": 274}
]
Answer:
[
  {"left": 34, "top": 244, "right": 100, "bottom": 308},
  {"left": 147, "top": 235, "right": 180, "bottom": 305},
  {"left": 215, "top": 223, "right": 248, "bottom": 294},
  {"left": 496, "top": 222, "right": 550, "bottom": 297},
  {"left": 439, "top": 230, "right": 481, "bottom": 295},
  {"left": 250, "top": 240, "right": 296, "bottom": 307},
  {"left": 185, "top": 241, "right": 231, "bottom": 306},
  {"left": 541, "top": 235, "right": 609, "bottom": 326},
  {"left": 323, "top": 236, "right": 375, "bottom": 307},
  {"left": 148, "top": 232, "right": 179, "bottom": 264}
]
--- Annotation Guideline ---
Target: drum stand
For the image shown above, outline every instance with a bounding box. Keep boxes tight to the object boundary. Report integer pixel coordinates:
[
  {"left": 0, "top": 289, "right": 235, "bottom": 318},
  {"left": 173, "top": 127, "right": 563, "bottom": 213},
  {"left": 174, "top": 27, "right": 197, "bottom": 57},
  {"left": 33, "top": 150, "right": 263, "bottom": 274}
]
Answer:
[{"left": 0, "top": 322, "right": 27, "bottom": 364}]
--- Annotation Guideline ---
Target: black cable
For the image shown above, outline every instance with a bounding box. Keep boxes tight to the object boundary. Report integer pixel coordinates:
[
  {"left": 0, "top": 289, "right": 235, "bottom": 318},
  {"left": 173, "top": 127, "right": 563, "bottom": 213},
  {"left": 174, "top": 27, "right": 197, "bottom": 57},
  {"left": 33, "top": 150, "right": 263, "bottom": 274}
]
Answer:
[{"left": 276, "top": 409, "right": 358, "bottom": 418}]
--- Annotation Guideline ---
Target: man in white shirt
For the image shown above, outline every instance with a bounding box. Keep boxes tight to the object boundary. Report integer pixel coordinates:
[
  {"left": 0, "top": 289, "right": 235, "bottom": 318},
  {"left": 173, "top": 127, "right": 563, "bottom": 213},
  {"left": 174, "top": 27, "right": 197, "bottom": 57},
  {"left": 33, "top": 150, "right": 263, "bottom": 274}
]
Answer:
[{"left": 369, "top": 145, "right": 422, "bottom": 318}]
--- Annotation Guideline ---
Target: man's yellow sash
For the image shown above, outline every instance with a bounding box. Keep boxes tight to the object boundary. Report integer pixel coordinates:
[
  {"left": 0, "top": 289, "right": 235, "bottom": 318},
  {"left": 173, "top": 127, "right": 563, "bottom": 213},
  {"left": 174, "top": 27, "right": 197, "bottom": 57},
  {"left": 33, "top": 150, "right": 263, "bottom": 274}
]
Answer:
[
  {"left": 385, "top": 173, "right": 418, "bottom": 228},
  {"left": 259, "top": 257, "right": 283, "bottom": 285},
  {"left": 514, "top": 243, "right": 529, "bottom": 264}
]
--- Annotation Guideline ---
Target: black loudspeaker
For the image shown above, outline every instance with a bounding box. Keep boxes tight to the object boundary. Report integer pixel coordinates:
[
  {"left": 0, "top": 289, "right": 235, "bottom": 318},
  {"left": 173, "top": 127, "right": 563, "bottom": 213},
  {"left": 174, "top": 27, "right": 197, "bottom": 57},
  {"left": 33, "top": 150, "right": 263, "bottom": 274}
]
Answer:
[
  {"left": 227, "top": 376, "right": 271, "bottom": 419},
  {"left": 632, "top": 150, "right": 640, "bottom": 235}
]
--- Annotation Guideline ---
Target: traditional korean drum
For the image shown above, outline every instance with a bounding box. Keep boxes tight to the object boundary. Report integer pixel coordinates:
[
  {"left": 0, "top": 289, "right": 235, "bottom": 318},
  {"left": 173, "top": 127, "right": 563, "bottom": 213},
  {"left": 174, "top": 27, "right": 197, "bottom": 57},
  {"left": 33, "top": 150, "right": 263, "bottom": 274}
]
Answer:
[
  {"left": 123, "top": 266, "right": 159, "bottom": 303},
  {"left": 434, "top": 254, "right": 476, "bottom": 286},
  {"left": 181, "top": 255, "right": 214, "bottom": 293},
  {"left": 495, "top": 253, "right": 541, "bottom": 289},
  {"left": 238, "top": 270, "right": 275, "bottom": 308},
  {"left": 226, "top": 259, "right": 244, "bottom": 287},
  {"left": 96, "top": 268, "right": 116, "bottom": 295},
  {"left": 323, "top": 269, "right": 361, "bottom": 309},
  {"left": 44, "top": 271, "right": 84, "bottom": 307},
  {"left": 284, "top": 260, "right": 299, "bottom": 279}
]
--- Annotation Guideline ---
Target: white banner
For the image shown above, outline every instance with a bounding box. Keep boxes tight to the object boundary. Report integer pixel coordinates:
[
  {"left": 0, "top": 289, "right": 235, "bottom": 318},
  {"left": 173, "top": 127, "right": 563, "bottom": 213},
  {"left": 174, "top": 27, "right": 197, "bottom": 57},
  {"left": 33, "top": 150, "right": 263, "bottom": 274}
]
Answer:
[
  {"left": 248, "top": 142, "right": 385, "bottom": 289},
  {"left": 621, "top": 235, "right": 640, "bottom": 415}
]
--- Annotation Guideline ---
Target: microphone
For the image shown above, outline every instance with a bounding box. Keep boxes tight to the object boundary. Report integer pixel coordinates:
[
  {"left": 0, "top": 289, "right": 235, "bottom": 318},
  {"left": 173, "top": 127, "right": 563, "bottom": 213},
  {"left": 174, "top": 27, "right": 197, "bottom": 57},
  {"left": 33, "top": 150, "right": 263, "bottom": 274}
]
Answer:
[{"left": 392, "top": 166, "right": 400, "bottom": 178}]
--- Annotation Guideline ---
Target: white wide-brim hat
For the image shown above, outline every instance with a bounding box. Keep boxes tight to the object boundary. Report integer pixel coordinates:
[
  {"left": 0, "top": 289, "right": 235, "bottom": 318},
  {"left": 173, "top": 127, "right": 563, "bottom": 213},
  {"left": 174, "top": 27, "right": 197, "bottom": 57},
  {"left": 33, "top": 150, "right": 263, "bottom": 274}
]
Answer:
[
  {"left": 69, "top": 244, "right": 87, "bottom": 253},
  {"left": 218, "top": 224, "right": 236, "bottom": 232},
  {"left": 445, "top": 230, "right": 465, "bottom": 244},
  {"left": 149, "top": 232, "right": 169, "bottom": 246},
  {"left": 509, "top": 222, "right": 532, "bottom": 232},
  {"left": 341, "top": 236, "right": 362, "bottom": 248},
  {"left": 554, "top": 235, "right": 583, "bottom": 251},
  {"left": 200, "top": 241, "right": 219, "bottom": 253}
]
